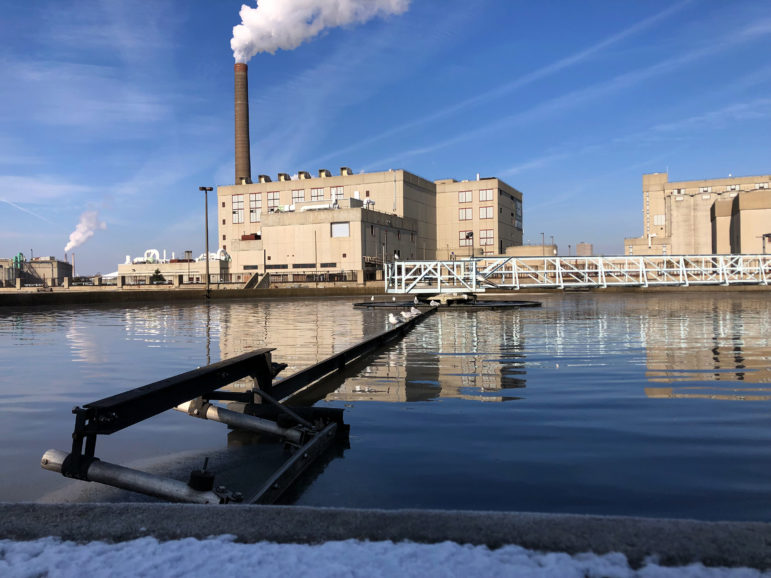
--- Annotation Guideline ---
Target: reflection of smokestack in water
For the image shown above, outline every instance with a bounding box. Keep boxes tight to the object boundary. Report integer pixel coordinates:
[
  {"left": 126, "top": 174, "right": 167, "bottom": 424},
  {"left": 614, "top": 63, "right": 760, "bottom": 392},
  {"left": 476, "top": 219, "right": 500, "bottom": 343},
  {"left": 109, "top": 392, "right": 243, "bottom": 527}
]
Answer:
[{"left": 234, "top": 63, "right": 251, "bottom": 185}]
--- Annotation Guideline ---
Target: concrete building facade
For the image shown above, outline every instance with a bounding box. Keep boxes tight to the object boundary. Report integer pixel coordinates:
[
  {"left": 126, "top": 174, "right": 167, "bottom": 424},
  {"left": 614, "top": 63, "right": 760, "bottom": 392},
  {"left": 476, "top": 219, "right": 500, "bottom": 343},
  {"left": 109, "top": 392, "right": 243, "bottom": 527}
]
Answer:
[
  {"left": 625, "top": 172, "right": 771, "bottom": 255},
  {"left": 0, "top": 255, "right": 73, "bottom": 287},
  {"left": 217, "top": 168, "right": 523, "bottom": 280}
]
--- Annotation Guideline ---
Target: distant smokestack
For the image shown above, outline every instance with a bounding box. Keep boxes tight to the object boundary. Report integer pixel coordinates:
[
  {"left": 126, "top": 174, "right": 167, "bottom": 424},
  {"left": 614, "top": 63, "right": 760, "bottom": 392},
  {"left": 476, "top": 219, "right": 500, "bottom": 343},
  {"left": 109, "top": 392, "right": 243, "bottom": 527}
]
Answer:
[{"left": 234, "top": 63, "right": 251, "bottom": 185}]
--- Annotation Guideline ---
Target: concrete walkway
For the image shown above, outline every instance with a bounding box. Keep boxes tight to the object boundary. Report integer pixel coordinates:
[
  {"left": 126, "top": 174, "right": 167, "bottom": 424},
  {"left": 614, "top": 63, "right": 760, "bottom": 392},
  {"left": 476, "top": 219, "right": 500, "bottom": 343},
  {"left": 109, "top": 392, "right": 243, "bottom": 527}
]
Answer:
[{"left": 1, "top": 503, "right": 769, "bottom": 569}]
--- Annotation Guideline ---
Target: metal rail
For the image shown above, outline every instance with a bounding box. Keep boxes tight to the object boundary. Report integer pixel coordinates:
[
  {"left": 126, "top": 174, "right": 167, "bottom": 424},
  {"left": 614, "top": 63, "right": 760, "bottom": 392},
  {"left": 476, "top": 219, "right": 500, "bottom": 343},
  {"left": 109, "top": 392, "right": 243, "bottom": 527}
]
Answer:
[
  {"left": 385, "top": 254, "right": 771, "bottom": 294},
  {"left": 270, "top": 307, "right": 436, "bottom": 401},
  {"left": 42, "top": 308, "right": 436, "bottom": 505}
]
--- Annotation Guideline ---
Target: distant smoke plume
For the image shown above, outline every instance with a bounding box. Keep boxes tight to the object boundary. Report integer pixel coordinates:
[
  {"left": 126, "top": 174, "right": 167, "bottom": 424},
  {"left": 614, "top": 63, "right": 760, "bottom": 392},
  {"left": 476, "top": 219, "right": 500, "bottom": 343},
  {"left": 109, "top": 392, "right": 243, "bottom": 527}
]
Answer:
[
  {"left": 64, "top": 210, "right": 106, "bottom": 252},
  {"left": 231, "top": 0, "right": 410, "bottom": 62}
]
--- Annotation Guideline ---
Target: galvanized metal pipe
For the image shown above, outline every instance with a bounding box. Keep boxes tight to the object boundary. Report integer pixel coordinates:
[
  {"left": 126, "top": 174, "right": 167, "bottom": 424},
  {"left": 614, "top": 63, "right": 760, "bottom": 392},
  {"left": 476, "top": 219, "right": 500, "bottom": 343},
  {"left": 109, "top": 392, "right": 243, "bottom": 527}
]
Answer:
[
  {"left": 40, "top": 449, "right": 221, "bottom": 504},
  {"left": 174, "top": 401, "right": 303, "bottom": 443}
]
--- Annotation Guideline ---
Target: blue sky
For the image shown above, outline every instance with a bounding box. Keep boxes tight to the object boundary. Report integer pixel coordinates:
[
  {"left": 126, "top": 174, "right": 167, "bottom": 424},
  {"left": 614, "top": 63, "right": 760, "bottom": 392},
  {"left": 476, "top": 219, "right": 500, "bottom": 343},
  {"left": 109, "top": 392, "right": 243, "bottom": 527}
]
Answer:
[{"left": 1, "top": 0, "right": 770, "bottom": 274}]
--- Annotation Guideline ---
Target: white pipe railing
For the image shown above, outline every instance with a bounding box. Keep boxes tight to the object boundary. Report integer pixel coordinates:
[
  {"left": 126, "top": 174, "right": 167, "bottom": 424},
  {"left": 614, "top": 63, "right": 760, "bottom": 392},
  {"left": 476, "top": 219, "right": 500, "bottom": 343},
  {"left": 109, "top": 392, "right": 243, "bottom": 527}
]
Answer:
[{"left": 385, "top": 255, "right": 771, "bottom": 294}]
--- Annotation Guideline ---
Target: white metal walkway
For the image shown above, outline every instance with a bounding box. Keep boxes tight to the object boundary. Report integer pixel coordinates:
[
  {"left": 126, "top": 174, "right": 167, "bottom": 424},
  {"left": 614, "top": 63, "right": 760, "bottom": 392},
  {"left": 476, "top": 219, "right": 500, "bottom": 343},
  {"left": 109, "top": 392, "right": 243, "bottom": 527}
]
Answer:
[{"left": 385, "top": 255, "right": 771, "bottom": 294}]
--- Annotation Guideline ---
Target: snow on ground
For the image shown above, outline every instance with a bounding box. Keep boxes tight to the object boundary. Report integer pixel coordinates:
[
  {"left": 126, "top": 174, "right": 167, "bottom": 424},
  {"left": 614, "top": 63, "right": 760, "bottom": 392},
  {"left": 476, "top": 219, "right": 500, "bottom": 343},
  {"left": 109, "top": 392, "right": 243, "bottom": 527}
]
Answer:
[{"left": 0, "top": 537, "right": 767, "bottom": 578}]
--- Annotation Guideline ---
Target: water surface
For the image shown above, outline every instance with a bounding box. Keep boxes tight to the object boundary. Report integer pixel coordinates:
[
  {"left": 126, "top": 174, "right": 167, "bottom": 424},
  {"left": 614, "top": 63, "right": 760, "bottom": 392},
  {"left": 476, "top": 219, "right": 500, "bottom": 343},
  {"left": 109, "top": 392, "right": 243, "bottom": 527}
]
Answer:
[{"left": 1, "top": 293, "right": 768, "bottom": 520}]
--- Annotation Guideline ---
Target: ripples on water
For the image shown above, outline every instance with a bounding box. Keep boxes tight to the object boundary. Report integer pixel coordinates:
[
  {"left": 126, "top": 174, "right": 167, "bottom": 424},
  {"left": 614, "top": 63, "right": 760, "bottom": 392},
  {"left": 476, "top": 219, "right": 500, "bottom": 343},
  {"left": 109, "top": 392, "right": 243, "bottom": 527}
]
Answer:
[{"left": 0, "top": 293, "right": 769, "bottom": 520}]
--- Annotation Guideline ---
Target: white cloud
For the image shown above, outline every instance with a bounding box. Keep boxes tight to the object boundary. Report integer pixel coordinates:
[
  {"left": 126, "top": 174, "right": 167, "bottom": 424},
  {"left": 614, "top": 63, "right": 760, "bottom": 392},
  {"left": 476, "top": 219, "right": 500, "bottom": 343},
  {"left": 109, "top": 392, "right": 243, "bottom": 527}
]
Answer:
[
  {"left": 0, "top": 175, "right": 92, "bottom": 204},
  {"left": 0, "top": 61, "right": 168, "bottom": 131}
]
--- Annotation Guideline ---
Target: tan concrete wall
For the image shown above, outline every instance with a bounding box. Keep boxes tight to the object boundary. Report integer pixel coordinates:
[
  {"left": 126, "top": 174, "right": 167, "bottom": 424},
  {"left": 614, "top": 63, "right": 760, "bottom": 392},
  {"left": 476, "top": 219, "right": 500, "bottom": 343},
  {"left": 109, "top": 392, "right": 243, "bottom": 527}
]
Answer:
[
  {"left": 505, "top": 244, "right": 557, "bottom": 257},
  {"left": 730, "top": 190, "right": 771, "bottom": 254},
  {"left": 435, "top": 178, "right": 522, "bottom": 259},
  {"left": 575, "top": 243, "right": 593, "bottom": 257},
  {"left": 218, "top": 168, "right": 524, "bottom": 271},
  {"left": 260, "top": 206, "right": 417, "bottom": 273},
  {"left": 117, "top": 260, "right": 229, "bottom": 282},
  {"left": 629, "top": 173, "right": 770, "bottom": 255}
]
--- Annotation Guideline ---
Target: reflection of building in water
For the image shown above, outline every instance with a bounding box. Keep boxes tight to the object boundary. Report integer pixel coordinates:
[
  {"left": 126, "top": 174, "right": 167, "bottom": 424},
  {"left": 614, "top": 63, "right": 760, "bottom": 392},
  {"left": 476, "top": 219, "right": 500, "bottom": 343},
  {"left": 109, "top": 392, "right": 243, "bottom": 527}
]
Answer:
[
  {"left": 327, "top": 310, "right": 527, "bottom": 403},
  {"left": 216, "top": 301, "right": 367, "bottom": 386},
  {"left": 641, "top": 297, "right": 770, "bottom": 385},
  {"left": 645, "top": 386, "right": 771, "bottom": 401}
]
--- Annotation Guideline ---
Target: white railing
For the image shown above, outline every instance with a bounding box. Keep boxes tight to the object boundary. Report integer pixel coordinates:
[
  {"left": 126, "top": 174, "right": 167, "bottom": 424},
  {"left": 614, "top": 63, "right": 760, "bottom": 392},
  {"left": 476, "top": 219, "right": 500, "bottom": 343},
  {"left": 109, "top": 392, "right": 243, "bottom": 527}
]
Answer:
[{"left": 385, "top": 255, "right": 771, "bottom": 294}]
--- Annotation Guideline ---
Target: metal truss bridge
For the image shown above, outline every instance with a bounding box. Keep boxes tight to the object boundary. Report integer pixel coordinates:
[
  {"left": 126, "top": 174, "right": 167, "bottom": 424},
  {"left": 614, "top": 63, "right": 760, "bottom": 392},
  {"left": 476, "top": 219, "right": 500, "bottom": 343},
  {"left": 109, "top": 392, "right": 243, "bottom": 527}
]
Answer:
[{"left": 385, "top": 254, "right": 771, "bottom": 294}]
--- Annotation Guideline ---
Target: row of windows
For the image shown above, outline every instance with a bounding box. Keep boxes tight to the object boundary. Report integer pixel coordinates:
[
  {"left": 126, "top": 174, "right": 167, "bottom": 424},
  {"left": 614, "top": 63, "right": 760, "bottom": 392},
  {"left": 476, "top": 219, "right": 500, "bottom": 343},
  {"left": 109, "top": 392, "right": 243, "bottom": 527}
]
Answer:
[
  {"left": 229, "top": 186, "right": 359, "bottom": 210},
  {"left": 459, "top": 206, "right": 495, "bottom": 220},
  {"left": 458, "top": 230, "right": 494, "bottom": 246},
  {"left": 671, "top": 183, "right": 769, "bottom": 195},
  {"left": 458, "top": 189, "right": 494, "bottom": 203}
]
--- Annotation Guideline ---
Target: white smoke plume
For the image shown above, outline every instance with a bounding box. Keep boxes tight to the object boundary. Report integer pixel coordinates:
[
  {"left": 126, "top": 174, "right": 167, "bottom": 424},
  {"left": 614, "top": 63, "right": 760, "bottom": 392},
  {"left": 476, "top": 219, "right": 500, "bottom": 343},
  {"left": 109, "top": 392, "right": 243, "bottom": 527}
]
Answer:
[
  {"left": 231, "top": 0, "right": 410, "bottom": 62},
  {"left": 64, "top": 210, "right": 107, "bottom": 252}
]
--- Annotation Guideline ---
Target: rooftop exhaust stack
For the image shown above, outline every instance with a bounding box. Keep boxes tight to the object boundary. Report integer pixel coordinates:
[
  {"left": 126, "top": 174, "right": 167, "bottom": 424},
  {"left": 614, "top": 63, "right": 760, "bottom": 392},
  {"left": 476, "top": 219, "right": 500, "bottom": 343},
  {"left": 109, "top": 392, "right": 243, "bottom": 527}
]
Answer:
[{"left": 234, "top": 63, "right": 252, "bottom": 185}]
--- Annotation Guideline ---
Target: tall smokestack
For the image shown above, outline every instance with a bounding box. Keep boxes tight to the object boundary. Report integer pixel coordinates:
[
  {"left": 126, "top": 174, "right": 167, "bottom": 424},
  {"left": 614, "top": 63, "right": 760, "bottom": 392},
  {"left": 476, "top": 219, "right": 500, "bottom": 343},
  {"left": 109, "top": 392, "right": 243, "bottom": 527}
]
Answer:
[{"left": 234, "top": 63, "right": 251, "bottom": 185}]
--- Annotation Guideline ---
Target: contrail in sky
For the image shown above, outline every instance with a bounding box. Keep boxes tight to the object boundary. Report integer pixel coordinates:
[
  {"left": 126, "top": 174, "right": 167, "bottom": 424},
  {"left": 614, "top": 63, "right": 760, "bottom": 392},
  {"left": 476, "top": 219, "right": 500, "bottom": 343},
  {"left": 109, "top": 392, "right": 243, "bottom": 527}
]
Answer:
[
  {"left": 306, "top": 0, "right": 695, "bottom": 167},
  {"left": 0, "top": 198, "right": 55, "bottom": 225}
]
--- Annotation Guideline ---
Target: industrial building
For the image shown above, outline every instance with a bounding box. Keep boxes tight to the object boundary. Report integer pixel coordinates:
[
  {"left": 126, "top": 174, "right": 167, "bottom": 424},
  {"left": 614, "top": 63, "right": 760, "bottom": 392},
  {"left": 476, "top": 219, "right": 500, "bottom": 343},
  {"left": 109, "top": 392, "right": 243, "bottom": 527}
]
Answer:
[
  {"left": 625, "top": 172, "right": 771, "bottom": 256},
  {"left": 218, "top": 63, "right": 524, "bottom": 282},
  {"left": 0, "top": 255, "right": 72, "bottom": 288},
  {"left": 217, "top": 169, "right": 524, "bottom": 281}
]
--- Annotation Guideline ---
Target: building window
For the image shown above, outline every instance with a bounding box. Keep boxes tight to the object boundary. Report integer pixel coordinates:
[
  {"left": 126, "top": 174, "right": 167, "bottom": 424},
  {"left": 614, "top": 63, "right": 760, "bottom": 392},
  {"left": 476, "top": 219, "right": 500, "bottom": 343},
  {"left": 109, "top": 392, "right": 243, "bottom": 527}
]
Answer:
[
  {"left": 232, "top": 194, "right": 244, "bottom": 224},
  {"left": 331, "top": 222, "right": 350, "bottom": 237},
  {"left": 479, "top": 189, "right": 493, "bottom": 202},
  {"left": 675, "top": 196, "right": 684, "bottom": 201},
  {"left": 672, "top": 188, "right": 685, "bottom": 194},
  {"left": 459, "top": 230, "right": 472, "bottom": 246},
  {"left": 755, "top": 183, "right": 769, "bottom": 189},
  {"left": 311, "top": 187, "right": 324, "bottom": 201},
  {"left": 653, "top": 215, "right": 665, "bottom": 226},
  {"left": 330, "top": 186, "right": 344, "bottom": 200},
  {"left": 514, "top": 199, "right": 522, "bottom": 230},
  {"left": 267, "top": 191, "right": 280, "bottom": 211},
  {"left": 458, "top": 190, "right": 472, "bottom": 203},
  {"left": 702, "top": 194, "right": 711, "bottom": 200},
  {"left": 480, "top": 206, "right": 494, "bottom": 219},
  {"left": 249, "top": 193, "right": 262, "bottom": 222},
  {"left": 459, "top": 207, "right": 472, "bottom": 221},
  {"left": 292, "top": 189, "right": 304, "bottom": 204},
  {"left": 480, "top": 229, "right": 493, "bottom": 246},
  {"left": 222, "top": 219, "right": 225, "bottom": 225},
  {"left": 222, "top": 234, "right": 226, "bottom": 241},
  {"left": 371, "top": 225, "right": 375, "bottom": 236},
  {"left": 726, "top": 184, "right": 739, "bottom": 191},
  {"left": 699, "top": 186, "right": 711, "bottom": 193},
  {"left": 365, "top": 190, "right": 370, "bottom": 197},
  {"left": 221, "top": 201, "right": 225, "bottom": 207}
]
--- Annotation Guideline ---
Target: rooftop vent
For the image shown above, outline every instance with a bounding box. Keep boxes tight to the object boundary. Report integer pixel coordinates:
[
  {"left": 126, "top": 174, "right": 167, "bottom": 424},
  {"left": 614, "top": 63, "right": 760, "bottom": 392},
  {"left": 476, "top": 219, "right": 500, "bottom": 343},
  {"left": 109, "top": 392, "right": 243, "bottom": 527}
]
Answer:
[
  {"left": 340, "top": 166, "right": 353, "bottom": 176},
  {"left": 258, "top": 174, "right": 272, "bottom": 183},
  {"left": 319, "top": 169, "right": 331, "bottom": 178},
  {"left": 298, "top": 171, "right": 311, "bottom": 180},
  {"left": 278, "top": 173, "right": 291, "bottom": 181}
]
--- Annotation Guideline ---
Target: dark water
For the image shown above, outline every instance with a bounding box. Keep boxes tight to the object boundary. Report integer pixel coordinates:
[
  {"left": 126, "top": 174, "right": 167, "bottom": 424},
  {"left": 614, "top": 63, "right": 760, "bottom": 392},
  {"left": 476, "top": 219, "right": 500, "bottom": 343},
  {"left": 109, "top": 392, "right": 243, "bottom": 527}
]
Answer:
[{"left": 1, "top": 293, "right": 769, "bottom": 520}]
